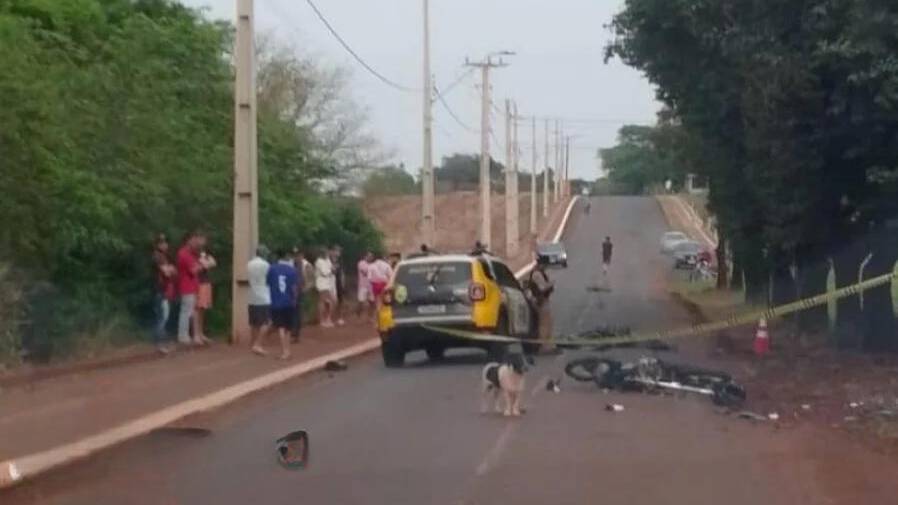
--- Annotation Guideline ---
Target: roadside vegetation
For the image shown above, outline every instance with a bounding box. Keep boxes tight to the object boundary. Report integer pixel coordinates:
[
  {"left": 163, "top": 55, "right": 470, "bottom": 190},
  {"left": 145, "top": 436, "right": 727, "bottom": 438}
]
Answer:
[
  {"left": 603, "top": 0, "right": 898, "bottom": 350},
  {"left": 0, "top": 0, "right": 383, "bottom": 364}
]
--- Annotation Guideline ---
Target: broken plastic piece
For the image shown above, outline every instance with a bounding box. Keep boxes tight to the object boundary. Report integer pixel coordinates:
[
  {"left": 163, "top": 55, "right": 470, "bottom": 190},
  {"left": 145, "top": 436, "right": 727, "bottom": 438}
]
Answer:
[
  {"left": 276, "top": 430, "right": 309, "bottom": 469},
  {"left": 606, "top": 403, "right": 625, "bottom": 412},
  {"left": 324, "top": 360, "right": 348, "bottom": 372}
]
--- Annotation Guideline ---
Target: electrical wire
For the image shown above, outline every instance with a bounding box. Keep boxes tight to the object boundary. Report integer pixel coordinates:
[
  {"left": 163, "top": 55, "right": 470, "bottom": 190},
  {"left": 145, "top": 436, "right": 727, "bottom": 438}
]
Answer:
[
  {"left": 433, "top": 83, "right": 478, "bottom": 133},
  {"left": 435, "top": 67, "right": 476, "bottom": 100},
  {"left": 303, "top": 0, "right": 418, "bottom": 92}
]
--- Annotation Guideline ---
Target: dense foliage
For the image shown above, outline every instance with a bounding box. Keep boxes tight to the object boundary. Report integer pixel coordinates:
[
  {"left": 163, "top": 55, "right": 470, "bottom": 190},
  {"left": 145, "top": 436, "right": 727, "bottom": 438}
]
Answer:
[
  {"left": 606, "top": 0, "right": 898, "bottom": 348},
  {"left": 599, "top": 122, "right": 692, "bottom": 194},
  {"left": 0, "top": 0, "right": 382, "bottom": 361}
]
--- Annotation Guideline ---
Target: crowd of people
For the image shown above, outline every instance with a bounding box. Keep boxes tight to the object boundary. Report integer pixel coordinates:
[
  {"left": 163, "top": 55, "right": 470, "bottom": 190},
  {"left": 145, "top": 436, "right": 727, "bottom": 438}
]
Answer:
[{"left": 151, "top": 232, "right": 399, "bottom": 357}]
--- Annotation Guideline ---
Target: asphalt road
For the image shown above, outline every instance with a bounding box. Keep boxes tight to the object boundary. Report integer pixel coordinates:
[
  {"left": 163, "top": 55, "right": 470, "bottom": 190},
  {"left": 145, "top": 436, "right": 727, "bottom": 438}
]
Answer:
[{"left": 3, "top": 197, "right": 828, "bottom": 505}]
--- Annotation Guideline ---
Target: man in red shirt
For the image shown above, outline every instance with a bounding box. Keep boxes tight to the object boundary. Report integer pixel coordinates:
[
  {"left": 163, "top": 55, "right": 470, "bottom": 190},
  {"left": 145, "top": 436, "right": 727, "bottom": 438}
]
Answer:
[{"left": 176, "top": 231, "right": 206, "bottom": 345}]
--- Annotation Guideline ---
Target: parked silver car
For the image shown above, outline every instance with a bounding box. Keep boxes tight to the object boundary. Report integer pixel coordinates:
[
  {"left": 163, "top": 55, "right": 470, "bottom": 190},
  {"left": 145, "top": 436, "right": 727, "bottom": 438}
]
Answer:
[
  {"left": 660, "top": 231, "right": 689, "bottom": 253},
  {"left": 671, "top": 240, "right": 704, "bottom": 269}
]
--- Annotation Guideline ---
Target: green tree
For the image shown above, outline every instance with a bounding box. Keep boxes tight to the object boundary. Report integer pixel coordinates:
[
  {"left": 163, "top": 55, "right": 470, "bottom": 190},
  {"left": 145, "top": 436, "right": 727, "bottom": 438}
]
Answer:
[{"left": 362, "top": 165, "right": 417, "bottom": 196}]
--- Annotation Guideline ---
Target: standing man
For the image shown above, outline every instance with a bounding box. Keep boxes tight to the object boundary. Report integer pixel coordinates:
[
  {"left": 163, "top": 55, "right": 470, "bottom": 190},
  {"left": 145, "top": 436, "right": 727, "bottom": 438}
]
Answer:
[
  {"left": 247, "top": 245, "right": 271, "bottom": 356},
  {"left": 356, "top": 251, "right": 374, "bottom": 321},
  {"left": 291, "top": 247, "right": 312, "bottom": 343},
  {"left": 602, "top": 236, "right": 614, "bottom": 276},
  {"left": 527, "top": 257, "right": 555, "bottom": 352},
  {"left": 367, "top": 253, "right": 394, "bottom": 318},
  {"left": 267, "top": 248, "right": 299, "bottom": 360},
  {"left": 315, "top": 247, "right": 336, "bottom": 328},
  {"left": 151, "top": 233, "right": 176, "bottom": 354},
  {"left": 331, "top": 246, "right": 346, "bottom": 326},
  {"left": 176, "top": 231, "right": 205, "bottom": 346}
]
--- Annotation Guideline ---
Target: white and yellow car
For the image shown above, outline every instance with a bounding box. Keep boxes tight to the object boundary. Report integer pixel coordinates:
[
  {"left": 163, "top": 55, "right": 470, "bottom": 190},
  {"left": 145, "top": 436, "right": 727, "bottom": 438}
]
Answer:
[{"left": 377, "top": 253, "right": 536, "bottom": 367}]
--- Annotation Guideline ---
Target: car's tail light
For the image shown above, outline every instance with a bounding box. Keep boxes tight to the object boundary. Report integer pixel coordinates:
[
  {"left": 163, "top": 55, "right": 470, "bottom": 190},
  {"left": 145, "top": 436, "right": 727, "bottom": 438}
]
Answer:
[
  {"left": 469, "top": 283, "right": 486, "bottom": 302},
  {"left": 382, "top": 288, "right": 393, "bottom": 305}
]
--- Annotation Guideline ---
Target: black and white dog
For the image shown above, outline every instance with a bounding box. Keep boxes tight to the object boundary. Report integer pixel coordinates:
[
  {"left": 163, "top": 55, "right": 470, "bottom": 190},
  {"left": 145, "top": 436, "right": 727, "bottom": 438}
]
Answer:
[{"left": 481, "top": 354, "right": 531, "bottom": 416}]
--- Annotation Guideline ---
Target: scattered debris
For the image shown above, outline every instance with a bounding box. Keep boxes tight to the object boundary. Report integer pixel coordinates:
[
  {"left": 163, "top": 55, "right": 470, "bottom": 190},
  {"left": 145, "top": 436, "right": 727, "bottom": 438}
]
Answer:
[
  {"left": 767, "top": 412, "right": 780, "bottom": 421},
  {"left": 849, "top": 402, "right": 862, "bottom": 409},
  {"left": 546, "top": 379, "right": 561, "bottom": 393},
  {"left": 606, "top": 403, "right": 625, "bottom": 412},
  {"left": 736, "top": 411, "right": 768, "bottom": 422},
  {"left": 276, "top": 430, "right": 309, "bottom": 469},
  {"left": 844, "top": 416, "right": 859, "bottom": 423},
  {"left": 324, "top": 360, "right": 348, "bottom": 372},
  {"left": 801, "top": 404, "right": 812, "bottom": 411}
]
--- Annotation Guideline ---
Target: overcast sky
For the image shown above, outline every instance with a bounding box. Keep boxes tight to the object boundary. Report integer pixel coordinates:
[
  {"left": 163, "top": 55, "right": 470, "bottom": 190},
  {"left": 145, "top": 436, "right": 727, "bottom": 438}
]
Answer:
[{"left": 183, "top": 0, "right": 659, "bottom": 180}]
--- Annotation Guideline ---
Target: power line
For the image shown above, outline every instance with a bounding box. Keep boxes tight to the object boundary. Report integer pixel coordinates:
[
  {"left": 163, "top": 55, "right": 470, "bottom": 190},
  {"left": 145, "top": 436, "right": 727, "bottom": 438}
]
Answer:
[
  {"left": 433, "top": 82, "right": 478, "bottom": 133},
  {"left": 303, "top": 0, "right": 418, "bottom": 92},
  {"left": 436, "top": 68, "right": 476, "bottom": 100}
]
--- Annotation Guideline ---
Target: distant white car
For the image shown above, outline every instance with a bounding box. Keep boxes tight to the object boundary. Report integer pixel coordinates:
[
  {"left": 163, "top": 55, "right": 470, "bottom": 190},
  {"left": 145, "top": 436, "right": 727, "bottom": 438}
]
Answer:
[
  {"left": 672, "top": 240, "right": 704, "bottom": 269},
  {"left": 660, "top": 231, "right": 689, "bottom": 253}
]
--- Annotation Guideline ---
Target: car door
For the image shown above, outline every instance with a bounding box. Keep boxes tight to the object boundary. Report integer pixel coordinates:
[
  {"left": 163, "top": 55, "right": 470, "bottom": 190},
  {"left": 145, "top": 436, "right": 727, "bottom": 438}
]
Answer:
[{"left": 490, "top": 260, "right": 531, "bottom": 336}]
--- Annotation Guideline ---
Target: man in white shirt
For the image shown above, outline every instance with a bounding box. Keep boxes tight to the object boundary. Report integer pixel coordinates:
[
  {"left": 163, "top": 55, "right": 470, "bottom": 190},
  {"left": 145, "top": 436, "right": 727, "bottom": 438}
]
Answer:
[
  {"left": 247, "top": 245, "right": 272, "bottom": 355},
  {"left": 356, "top": 251, "right": 374, "bottom": 321},
  {"left": 314, "top": 248, "right": 336, "bottom": 328}
]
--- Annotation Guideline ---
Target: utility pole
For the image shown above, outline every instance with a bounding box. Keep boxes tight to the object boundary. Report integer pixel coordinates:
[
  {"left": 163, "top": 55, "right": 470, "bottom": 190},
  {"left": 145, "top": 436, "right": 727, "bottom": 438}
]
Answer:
[
  {"left": 564, "top": 136, "right": 571, "bottom": 197},
  {"left": 465, "top": 53, "right": 511, "bottom": 249},
  {"left": 231, "top": 0, "right": 258, "bottom": 344},
  {"left": 530, "top": 115, "right": 537, "bottom": 234},
  {"left": 543, "top": 118, "right": 549, "bottom": 217},
  {"left": 421, "top": 0, "right": 435, "bottom": 248},
  {"left": 508, "top": 101, "right": 519, "bottom": 256},
  {"left": 504, "top": 99, "right": 515, "bottom": 257},
  {"left": 552, "top": 119, "right": 561, "bottom": 205}
]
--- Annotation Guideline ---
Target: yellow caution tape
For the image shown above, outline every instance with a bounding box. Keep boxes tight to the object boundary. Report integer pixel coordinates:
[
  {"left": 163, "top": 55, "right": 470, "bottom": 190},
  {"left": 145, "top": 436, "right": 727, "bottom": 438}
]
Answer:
[{"left": 425, "top": 271, "right": 898, "bottom": 348}]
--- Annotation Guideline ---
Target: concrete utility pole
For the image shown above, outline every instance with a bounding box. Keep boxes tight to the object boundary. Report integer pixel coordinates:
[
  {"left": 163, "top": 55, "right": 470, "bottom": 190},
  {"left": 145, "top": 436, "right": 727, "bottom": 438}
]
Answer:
[
  {"left": 543, "top": 118, "right": 549, "bottom": 217},
  {"left": 465, "top": 53, "right": 511, "bottom": 249},
  {"left": 421, "top": 0, "right": 435, "bottom": 248},
  {"left": 552, "top": 119, "right": 561, "bottom": 204},
  {"left": 231, "top": 0, "right": 258, "bottom": 344},
  {"left": 564, "top": 136, "right": 571, "bottom": 197},
  {"left": 504, "top": 99, "right": 516, "bottom": 257},
  {"left": 530, "top": 115, "right": 537, "bottom": 233},
  {"left": 507, "top": 101, "right": 519, "bottom": 256}
]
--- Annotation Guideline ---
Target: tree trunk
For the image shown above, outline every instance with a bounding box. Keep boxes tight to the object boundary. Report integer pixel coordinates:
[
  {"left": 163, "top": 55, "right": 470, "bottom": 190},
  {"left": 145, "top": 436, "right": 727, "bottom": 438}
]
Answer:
[{"left": 716, "top": 235, "right": 728, "bottom": 289}]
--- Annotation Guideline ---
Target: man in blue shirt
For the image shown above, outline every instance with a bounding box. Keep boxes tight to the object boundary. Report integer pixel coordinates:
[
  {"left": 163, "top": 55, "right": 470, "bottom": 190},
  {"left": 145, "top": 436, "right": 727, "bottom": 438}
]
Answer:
[{"left": 267, "top": 248, "right": 300, "bottom": 360}]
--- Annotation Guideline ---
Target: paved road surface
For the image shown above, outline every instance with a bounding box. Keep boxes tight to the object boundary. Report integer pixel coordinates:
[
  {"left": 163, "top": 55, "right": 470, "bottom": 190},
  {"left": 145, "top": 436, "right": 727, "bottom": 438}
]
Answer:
[{"left": 3, "top": 197, "right": 828, "bottom": 504}]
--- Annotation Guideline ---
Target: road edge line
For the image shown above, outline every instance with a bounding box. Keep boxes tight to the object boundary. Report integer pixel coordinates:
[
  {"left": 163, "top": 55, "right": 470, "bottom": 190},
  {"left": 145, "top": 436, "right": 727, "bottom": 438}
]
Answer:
[
  {"left": 0, "top": 338, "right": 381, "bottom": 489},
  {"left": 514, "top": 196, "right": 579, "bottom": 279}
]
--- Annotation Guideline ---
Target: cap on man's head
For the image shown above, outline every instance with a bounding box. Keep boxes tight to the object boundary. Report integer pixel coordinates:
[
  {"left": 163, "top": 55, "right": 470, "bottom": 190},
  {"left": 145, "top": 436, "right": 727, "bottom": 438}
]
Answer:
[{"left": 256, "top": 244, "right": 270, "bottom": 258}]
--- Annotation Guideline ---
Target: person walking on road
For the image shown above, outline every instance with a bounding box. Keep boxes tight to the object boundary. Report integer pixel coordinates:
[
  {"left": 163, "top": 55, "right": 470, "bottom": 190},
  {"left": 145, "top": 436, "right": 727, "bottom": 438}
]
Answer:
[
  {"left": 267, "top": 248, "right": 299, "bottom": 360},
  {"left": 151, "top": 233, "right": 176, "bottom": 354},
  {"left": 315, "top": 248, "right": 336, "bottom": 328},
  {"left": 527, "top": 257, "right": 555, "bottom": 352},
  {"left": 176, "top": 231, "right": 205, "bottom": 346},
  {"left": 601, "top": 236, "right": 614, "bottom": 276},
  {"left": 247, "top": 245, "right": 271, "bottom": 356}
]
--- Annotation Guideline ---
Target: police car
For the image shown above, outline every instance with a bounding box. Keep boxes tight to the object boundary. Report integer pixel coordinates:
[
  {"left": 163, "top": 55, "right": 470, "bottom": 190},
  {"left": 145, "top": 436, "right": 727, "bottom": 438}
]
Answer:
[{"left": 376, "top": 253, "right": 537, "bottom": 367}]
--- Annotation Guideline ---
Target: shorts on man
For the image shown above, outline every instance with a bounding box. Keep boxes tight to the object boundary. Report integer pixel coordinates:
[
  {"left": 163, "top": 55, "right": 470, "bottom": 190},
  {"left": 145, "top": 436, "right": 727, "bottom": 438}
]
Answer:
[
  {"left": 248, "top": 305, "right": 271, "bottom": 328},
  {"left": 271, "top": 306, "right": 294, "bottom": 330}
]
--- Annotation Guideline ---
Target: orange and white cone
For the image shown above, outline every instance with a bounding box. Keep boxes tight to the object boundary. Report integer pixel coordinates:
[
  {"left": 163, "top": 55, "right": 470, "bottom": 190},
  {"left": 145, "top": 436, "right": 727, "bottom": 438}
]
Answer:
[{"left": 753, "top": 318, "right": 770, "bottom": 356}]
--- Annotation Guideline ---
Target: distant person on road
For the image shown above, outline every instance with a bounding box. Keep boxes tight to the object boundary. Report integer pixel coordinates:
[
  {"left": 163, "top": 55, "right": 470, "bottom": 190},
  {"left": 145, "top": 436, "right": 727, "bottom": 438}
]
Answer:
[
  {"left": 330, "top": 246, "right": 346, "bottom": 326},
  {"left": 176, "top": 231, "right": 205, "bottom": 346},
  {"left": 247, "top": 245, "right": 271, "bottom": 356},
  {"left": 267, "top": 248, "right": 299, "bottom": 360},
  {"left": 194, "top": 248, "right": 217, "bottom": 345},
  {"left": 315, "top": 247, "right": 337, "bottom": 328},
  {"left": 527, "top": 257, "right": 555, "bottom": 351},
  {"left": 151, "top": 233, "right": 176, "bottom": 354},
  {"left": 584, "top": 200, "right": 591, "bottom": 214},
  {"left": 356, "top": 251, "right": 374, "bottom": 321},
  {"left": 601, "top": 236, "right": 613, "bottom": 276}
]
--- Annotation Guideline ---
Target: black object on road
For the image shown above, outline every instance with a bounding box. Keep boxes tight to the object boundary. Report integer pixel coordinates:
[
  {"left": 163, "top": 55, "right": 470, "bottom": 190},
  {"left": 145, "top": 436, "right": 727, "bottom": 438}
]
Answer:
[
  {"left": 324, "top": 360, "right": 348, "bottom": 372},
  {"left": 564, "top": 355, "right": 746, "bottom": 407},
  {"left": 276, "top": 430, "right": 309, "bottom": 469}
]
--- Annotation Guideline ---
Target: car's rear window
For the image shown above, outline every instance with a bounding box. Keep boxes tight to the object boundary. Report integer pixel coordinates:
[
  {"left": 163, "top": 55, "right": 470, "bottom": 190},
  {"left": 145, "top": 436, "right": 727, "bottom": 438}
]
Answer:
[
  {"left": 538, "top": 243, "right": 564, "bottom": 253},
  {"left": 395, "top": 261, "right": 472, "bottom": 287}
]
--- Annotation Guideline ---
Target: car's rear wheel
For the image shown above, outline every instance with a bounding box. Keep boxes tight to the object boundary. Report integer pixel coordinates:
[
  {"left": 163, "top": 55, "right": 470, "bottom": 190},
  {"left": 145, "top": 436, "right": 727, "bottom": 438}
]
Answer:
[
  {"left": 425, "top": 345, "right": 445, "bottom": 361},
  {"left": 381, "top": 336, "right": 405, "bottom": 368}
]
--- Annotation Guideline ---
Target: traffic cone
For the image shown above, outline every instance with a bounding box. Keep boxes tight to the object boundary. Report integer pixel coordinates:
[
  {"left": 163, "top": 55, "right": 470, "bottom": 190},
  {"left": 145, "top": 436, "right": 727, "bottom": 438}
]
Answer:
[{"left": 753, "top": 318, "right": 770, "bottom": 356}]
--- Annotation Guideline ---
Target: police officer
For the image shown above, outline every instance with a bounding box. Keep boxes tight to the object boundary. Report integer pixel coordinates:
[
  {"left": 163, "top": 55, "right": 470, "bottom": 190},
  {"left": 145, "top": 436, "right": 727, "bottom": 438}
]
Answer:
[{"left": 527, "top": 256, "right": 555, "bottom": 352}]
